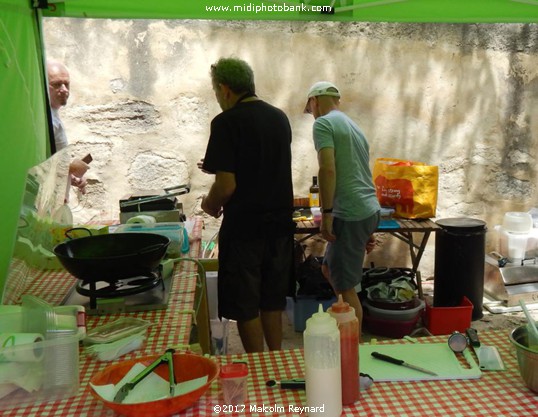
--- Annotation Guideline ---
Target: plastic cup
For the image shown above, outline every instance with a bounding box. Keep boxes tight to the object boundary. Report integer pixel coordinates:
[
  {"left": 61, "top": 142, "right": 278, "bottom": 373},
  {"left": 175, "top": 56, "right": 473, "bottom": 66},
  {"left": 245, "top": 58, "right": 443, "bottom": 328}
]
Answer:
[
  {"left": 310, "top": 207, "right": 321, "bottom": 225},
  {"left": 220, "top": 363, "right": 248, "bottom": 404}
]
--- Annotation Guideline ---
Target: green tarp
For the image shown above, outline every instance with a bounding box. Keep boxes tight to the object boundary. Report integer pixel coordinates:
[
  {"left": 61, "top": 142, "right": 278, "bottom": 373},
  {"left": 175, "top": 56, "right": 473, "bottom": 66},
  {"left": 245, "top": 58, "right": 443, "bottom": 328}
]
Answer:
[{"left": 42, "top": 0, "right": 538, "bottom": 23}]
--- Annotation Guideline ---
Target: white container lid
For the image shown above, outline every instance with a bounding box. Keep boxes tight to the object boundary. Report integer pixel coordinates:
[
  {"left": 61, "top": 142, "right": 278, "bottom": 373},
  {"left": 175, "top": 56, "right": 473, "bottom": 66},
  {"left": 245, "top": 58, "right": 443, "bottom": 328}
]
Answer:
[{"left": 503, "top": 212, "right": 533, "bottom": 234}]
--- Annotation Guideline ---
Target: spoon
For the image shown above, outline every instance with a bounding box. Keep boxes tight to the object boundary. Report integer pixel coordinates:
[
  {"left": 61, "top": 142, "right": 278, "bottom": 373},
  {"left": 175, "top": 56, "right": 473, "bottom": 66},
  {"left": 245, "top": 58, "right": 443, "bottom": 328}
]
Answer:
[{"left": 519, "top": 300, "right": 538, "bottom": 346}]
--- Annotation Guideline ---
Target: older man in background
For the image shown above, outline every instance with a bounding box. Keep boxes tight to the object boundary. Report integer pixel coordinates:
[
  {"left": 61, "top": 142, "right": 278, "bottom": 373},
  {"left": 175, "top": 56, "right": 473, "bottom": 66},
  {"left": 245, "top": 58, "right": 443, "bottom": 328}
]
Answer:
[{"left": 47, "top": 59, "right": 89, "bottom": 191}]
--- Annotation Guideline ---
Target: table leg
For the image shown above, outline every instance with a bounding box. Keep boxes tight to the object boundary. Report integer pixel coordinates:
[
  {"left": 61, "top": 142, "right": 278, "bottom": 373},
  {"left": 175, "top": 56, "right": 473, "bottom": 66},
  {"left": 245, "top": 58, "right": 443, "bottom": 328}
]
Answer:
[{"left": 386, "top": 230, "right": 432, "bottom": 299}]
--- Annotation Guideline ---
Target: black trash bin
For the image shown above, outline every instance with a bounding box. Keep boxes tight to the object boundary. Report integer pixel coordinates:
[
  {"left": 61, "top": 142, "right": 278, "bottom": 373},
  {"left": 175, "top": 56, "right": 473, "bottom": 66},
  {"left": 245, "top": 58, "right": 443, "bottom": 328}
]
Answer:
[{"left": 433, "top": 218, "right": 487, "bottom": 320}]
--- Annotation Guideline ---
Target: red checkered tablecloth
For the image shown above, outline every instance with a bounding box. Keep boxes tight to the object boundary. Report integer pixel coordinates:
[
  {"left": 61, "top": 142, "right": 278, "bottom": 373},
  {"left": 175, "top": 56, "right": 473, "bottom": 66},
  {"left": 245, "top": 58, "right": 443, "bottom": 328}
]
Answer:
[
  {"left": 4, "top": 215, "right": 538, "bottom": 416},
  {"left": 179, "top": 330, "right": 537, "bottom": 417},
  {"left": 3, "top": 217, "right": 204, "bottom": 417}
]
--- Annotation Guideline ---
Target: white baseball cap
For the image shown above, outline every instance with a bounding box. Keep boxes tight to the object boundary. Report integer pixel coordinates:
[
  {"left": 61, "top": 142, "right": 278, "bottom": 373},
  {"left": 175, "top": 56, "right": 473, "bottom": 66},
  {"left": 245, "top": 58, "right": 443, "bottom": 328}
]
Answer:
[{"left": 304, "top": 81, "right": 341, "bottom": 113}]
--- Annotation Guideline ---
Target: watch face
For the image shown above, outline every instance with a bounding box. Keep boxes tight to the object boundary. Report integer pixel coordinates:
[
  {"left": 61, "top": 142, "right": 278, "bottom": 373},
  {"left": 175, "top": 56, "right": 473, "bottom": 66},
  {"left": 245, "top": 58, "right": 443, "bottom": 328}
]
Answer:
[{"left": 448, "top": 332, "right": 468, "bottom": 353}]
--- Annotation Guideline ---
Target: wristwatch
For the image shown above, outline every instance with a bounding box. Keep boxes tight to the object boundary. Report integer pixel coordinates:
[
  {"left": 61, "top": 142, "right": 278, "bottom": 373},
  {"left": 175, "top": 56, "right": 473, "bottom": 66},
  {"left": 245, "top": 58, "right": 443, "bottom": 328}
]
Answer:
[{"left": 322, "top": 208, "right": 333, "bottom": 214}]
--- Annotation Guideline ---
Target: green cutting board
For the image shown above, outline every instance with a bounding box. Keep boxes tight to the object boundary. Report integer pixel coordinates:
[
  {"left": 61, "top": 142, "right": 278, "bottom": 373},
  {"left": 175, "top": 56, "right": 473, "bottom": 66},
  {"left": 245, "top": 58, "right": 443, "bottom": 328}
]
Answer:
[{"left": 360, "top": 343, "right": 481, "bottom": 381}]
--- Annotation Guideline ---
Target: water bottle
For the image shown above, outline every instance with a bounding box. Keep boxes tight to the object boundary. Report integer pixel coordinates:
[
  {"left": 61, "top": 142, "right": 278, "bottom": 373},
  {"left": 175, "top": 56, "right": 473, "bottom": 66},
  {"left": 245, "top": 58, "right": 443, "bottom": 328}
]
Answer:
[
  {"left": 328, "top": 294, "right": 360, "bottom": 405},
  {"left": 303, "top": 304, "right": 342, "bottom": 417}
]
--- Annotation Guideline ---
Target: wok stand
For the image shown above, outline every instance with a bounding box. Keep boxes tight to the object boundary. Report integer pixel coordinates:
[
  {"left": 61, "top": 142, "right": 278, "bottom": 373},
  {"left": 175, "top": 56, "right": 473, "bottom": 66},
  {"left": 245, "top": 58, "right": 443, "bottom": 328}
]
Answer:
[{"left": 76, "top": 268, "right": 164, "bottom": 310}]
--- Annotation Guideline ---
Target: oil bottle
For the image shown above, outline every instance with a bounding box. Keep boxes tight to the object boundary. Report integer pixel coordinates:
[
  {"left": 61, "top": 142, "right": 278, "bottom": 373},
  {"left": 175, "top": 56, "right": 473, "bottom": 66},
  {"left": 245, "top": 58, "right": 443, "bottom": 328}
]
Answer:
[{"left": 309, "top": 176, "right": 320, "bottom": 207}]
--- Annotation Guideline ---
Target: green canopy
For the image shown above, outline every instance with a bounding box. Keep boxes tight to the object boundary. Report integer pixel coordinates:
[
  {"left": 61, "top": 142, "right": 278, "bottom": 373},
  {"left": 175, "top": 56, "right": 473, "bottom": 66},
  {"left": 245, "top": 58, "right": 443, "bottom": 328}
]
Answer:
[
  {"left": 41, "top": 0, "right": 538, "bottom": 23},
  {"left": 1, "top": 0, "right": 538, "bottom": 296}
]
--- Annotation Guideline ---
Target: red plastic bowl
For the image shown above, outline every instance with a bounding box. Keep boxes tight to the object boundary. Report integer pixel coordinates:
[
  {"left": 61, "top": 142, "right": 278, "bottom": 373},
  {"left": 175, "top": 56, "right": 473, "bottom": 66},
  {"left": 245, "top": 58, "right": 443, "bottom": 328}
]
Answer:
[{"left": 90, "top": 353, "right": 218, "bottom": 417}]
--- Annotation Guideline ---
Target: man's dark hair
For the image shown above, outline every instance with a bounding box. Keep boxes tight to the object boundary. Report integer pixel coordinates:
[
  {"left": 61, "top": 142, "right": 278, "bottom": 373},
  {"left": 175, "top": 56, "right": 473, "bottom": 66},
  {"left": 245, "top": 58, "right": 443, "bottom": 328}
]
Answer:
[{"left": 210, "top": 57, "right": 256, "bottom": 95}]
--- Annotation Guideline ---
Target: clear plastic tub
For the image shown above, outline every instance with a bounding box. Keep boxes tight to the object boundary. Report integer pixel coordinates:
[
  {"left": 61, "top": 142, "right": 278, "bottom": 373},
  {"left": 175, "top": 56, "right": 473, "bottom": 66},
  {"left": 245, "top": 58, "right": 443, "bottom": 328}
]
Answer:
[
  {"left": 0, "top": 296, "right": 85, "bottom": 410},
  {"left": 84, "top": 317, "right": 152, "bottom": 344},
  {"left": 114, "top": 222, "right": 189, "bottom": 257}
]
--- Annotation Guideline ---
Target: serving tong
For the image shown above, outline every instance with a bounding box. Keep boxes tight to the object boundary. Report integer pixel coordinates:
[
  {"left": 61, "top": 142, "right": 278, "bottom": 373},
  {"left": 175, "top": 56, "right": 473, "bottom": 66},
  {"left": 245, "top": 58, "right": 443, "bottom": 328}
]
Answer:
[{"left": 114, "top": 348, "right": 176, "bottom": 403}]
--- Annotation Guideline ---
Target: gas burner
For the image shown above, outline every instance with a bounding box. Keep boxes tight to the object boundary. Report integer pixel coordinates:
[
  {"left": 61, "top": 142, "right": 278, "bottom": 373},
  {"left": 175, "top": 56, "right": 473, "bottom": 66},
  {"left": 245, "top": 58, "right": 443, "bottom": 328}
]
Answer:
[
  {"left": 76, "top": 272, "right": 163, "bottom": 299},
  {"left": 60, "top": 266, "right": 175, "bottom": 315},
  {"left": 75, "top": 269, "right": 164, "bottom": 311}
]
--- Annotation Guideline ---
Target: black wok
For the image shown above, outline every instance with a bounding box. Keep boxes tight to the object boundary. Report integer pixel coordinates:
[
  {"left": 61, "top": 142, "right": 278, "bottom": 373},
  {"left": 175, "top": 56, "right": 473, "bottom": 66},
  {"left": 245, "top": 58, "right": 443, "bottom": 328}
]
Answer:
[{"left": 53, "top": 233, "right": 170, "bottom": 283}]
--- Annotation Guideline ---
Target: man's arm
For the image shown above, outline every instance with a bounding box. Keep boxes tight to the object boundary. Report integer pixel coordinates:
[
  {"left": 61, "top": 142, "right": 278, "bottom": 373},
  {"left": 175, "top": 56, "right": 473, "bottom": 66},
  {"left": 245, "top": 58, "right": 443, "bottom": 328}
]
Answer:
[
  {"left": 317, "top": 147, "right": 336, "bottom": 242},
  {"left": 318, "top": 147, "right": 336, "bottom": 211},
  {"left": 201, "top": 171, "right": 236, "bottom": 218}
]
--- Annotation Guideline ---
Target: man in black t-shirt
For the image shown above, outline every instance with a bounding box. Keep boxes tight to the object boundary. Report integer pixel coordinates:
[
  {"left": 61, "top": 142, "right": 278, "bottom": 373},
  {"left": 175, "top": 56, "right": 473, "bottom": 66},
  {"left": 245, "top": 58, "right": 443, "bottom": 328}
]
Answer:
[{"left": 200, "top": 57, "right": 295, "bottom": 353}]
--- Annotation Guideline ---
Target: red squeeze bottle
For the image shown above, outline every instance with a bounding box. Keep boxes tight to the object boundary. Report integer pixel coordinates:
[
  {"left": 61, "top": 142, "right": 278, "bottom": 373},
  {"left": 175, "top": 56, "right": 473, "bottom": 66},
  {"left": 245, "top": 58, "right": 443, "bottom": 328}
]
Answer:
[{"left": 328, "top": 294, "right": 359, "bottom": 405}]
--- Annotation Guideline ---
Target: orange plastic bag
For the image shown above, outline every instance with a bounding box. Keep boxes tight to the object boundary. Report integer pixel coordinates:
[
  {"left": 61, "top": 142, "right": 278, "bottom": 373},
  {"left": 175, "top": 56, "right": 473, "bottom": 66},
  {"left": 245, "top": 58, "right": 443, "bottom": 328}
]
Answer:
[{"left": 373, "top": 158, "right": 438, "bottom": 219}]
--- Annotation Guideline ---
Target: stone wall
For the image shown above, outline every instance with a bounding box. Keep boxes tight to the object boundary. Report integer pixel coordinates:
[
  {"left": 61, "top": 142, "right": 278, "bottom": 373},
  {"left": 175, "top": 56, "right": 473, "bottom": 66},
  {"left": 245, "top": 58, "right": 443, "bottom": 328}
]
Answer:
[{"left": 42, "top": 18, "right": 538, "bottom": 277}]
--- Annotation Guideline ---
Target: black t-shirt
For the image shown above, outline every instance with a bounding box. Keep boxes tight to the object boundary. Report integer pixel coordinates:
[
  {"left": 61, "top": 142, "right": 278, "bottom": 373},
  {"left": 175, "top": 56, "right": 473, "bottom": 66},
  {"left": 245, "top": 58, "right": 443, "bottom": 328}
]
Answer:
[{"left": 202, "top": 100, "right": 294, "bottom": 238}]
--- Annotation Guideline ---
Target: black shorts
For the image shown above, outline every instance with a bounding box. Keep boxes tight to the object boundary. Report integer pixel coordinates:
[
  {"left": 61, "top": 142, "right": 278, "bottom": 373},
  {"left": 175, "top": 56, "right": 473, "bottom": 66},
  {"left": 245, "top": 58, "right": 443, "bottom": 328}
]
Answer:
[{"left": 217, "top": 234, "right": 294, "bottom": 321}]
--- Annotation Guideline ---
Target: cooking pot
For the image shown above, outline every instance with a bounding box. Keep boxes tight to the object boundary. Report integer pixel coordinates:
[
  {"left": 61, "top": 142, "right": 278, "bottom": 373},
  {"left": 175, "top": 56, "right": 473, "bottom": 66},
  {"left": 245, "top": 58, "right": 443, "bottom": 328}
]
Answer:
[{"left": 54, "top": 233, "right": 170, "bottom": 283}]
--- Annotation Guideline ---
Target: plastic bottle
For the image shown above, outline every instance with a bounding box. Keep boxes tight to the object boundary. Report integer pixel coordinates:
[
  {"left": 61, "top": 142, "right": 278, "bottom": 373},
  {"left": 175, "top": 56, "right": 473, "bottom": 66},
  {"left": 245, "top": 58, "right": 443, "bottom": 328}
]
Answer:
[
  {"left": 303, "top": 304, "right": 342, "bottom": 417},
  {"left": 309, "top": 176, "right": 320, "bottom": 207},
  {"left": 328, "top": 294, "right": 360, "bottom": 405}
]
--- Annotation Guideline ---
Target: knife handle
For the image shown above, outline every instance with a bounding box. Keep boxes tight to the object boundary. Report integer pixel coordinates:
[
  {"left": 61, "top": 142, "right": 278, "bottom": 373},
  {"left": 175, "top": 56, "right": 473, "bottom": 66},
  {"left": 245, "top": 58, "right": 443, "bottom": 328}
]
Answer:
[
  {"left": 280, "top": 379, "right": 305, "bottom": 389},
  {"left": 371, "top": 351, "right": 404, "bottom": 365},
  {"left": 466, "top": 328, "right": 481, "bottom": 347}
]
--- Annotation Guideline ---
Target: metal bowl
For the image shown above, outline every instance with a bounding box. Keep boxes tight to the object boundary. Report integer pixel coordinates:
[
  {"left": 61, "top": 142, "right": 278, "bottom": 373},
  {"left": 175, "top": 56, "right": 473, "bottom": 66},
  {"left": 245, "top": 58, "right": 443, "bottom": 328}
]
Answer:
[{"left": 509, "top": 325, "right": 538, "bottom": 393}]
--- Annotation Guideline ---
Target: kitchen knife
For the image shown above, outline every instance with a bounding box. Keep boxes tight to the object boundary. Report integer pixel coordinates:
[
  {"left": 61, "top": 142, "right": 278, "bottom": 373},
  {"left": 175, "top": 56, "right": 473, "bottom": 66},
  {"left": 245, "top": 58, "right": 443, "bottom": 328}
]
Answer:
[{"left": 371, "top": 351, "right": 438, "bottom": 376}]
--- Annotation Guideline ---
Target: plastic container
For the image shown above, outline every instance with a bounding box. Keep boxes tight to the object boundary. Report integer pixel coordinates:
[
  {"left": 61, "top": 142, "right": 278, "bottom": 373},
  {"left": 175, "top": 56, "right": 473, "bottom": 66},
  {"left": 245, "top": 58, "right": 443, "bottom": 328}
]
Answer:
[
  {"left": 327, "top": 295, "right": 359, "bottom": 405},
  {"left": 114, "top": 222, "right": 189, "bottom": 257},
  {"left": 425, "top": 296, "right": 473, "bottom": 335},
  {"left": 310, "top": 206, "right": 321, "bottom": 225},
  {"left": 303, "top": 304, "right": 342, "bottom": 417},
  {"left": 293, "top": 295, "right": 336, "bottom": 332},
  {"left": 363, "top": 298, "right": 425, "bottom": 321},
  {"left": 496, "top": 225, "right": 538, "bottom": 263},
  {"left": 0, "top": 296, "right": 85, "bottom": 410},
  {"left": 363, "top": 313, "right": 421, "bottom": 338},
  {"left": 503, "top": 212, "right": 533, "bottom": 234},
  {"left": 506, "top": 231, "right": 530, "bottom": 261},
  {"left": 220, "top": 362, "right": 248, "bottom": 405},
  {"left": 84, "top": 317, "right": 152, "bottom": 344}
]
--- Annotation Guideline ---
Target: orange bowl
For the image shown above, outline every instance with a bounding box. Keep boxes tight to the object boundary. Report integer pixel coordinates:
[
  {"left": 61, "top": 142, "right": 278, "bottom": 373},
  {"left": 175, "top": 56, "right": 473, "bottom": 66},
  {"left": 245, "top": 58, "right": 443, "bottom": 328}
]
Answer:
[{"left": 90, "top": 353, "right": 219, "bottom": 417}]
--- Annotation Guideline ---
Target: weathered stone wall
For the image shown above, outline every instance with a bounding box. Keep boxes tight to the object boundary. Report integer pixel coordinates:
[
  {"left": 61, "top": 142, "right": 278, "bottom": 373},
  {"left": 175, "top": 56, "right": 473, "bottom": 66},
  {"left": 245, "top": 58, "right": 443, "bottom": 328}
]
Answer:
[{"left": 43, "top": 19, "right": 538, "bottom": 277}]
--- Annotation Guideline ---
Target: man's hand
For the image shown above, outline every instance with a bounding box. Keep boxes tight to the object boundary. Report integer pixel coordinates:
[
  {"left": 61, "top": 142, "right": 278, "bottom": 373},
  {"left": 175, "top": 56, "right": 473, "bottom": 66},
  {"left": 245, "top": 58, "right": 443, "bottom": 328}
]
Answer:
[
  {"left": 197, "top": 158, "right": 211, "bottom": 174},
  {"left": 366, "top": 234, "right": 376, "bottom": 254},
  {"left": 320, "top": 213, "right": 336, "bottom": 242},
  {"left": 201, "top": 195, "right": 222, "bottom": 218},
  {"left": 70, "top": 174, "right": 87, "bottom": 194}
]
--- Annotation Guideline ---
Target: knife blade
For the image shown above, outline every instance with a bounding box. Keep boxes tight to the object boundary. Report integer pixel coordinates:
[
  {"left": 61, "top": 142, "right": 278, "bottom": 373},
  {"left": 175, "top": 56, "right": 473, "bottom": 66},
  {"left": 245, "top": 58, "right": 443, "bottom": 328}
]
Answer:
[
  {"left": 466, "top": 328, "right": 505, "bottom": 371},
  {"left": 371, "top": 351, "right": 438, "bottom": 376}
]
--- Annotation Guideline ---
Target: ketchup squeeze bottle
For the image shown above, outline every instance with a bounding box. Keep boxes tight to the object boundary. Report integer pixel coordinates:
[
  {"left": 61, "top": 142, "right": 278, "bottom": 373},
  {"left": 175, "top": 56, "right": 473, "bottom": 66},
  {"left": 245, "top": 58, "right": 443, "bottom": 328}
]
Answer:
[{"left": 328, "top": 295, "right": 359, "bottom": 405}]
